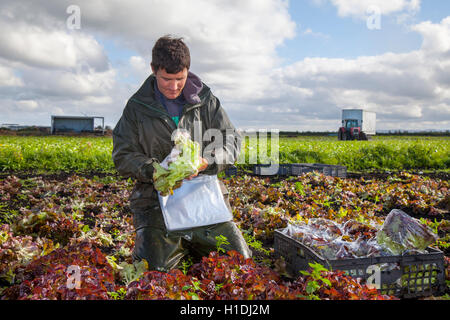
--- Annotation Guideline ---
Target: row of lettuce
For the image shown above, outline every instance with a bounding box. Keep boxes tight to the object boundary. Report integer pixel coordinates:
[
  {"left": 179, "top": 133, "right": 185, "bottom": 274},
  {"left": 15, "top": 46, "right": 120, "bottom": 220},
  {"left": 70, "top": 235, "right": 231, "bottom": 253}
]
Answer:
[{"left": 0, "top": 135, "right": 448, "bottom": 173}]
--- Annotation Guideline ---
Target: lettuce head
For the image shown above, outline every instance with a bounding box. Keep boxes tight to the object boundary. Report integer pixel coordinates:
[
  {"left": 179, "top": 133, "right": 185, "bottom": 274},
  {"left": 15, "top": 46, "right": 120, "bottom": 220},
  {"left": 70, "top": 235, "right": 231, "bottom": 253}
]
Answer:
[{"left": 153, "top": 131, "right": 203, "bottom": 196}]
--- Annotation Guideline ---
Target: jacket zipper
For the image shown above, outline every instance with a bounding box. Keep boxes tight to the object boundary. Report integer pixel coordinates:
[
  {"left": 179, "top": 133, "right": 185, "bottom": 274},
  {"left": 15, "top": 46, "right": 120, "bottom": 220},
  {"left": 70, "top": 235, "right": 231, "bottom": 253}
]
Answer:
[{"left": 178, "top": 103, "right": 202, "bottom": 129}]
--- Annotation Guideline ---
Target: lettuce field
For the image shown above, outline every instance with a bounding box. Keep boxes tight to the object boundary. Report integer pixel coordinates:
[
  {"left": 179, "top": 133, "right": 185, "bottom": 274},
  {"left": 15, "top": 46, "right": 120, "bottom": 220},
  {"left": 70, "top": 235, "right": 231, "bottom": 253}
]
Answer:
[
  {"left": 0, "top": 135, "right": 449, "bottom": 300},
  {"left": 0, "top": 135, "right": 449, "bottom": 173},
  {"left": 277, "top": 135, "right": 449, "bottom": 171}
]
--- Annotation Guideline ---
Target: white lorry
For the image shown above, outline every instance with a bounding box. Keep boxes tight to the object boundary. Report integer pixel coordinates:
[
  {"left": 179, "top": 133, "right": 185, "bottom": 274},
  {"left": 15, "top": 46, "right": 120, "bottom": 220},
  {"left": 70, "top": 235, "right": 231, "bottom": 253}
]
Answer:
[{"left": 338, "top": 109, "right": 376, "bottom": 140}]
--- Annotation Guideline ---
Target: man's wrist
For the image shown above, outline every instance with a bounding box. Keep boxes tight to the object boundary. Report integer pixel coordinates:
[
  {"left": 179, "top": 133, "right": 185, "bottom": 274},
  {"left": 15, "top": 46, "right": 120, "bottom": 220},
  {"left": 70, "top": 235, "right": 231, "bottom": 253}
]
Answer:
[{"left": 143, "top": 162, "right": 154, "bottom": 177}]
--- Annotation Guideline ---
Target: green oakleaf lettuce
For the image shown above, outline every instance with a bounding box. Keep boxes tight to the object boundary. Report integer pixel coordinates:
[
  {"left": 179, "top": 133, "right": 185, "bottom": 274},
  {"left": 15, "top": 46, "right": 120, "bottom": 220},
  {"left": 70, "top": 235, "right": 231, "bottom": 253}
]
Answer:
[{"left": 153, "top": 132, "right": 203, "bottom": 196}]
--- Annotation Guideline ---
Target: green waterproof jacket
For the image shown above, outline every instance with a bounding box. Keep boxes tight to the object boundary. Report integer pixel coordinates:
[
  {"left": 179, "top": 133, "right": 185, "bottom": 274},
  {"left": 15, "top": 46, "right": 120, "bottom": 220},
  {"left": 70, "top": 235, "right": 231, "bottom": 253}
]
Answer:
[{"left": 112, "top": 74, "right": 241, "bottom": 213}]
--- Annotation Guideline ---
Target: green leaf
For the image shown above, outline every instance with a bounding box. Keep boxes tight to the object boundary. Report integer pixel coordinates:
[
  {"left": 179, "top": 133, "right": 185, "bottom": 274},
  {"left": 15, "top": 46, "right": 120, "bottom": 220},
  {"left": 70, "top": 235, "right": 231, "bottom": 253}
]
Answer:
[
  {"left": 322, "top": 278, "right": 332, "bottom": 287},
  {"left": 118, "top": 260, "right": 148, "bottom": 286},
  {"left": 306, "top": 281, "right": 320, "bottom": 295}
]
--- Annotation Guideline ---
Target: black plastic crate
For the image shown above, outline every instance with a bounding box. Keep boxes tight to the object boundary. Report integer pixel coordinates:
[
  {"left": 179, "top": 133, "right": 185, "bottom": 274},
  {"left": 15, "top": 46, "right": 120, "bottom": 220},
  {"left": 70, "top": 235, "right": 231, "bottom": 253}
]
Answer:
[
  {"left": 253, "top": 164, "right": 290, "bottom": 176},
  {"left": 311, "top": 163, "right": 347, "bottom": 178},
  {"left": 252, "top": 164, "right": 273, "bottom": 175},
  {"left": 274, "top": 229, "right": 445, "bottom": 298},
  {"left": 253, "top": 163, "right": 347, "bottom": 178},
  {"left": 224, "top": 166, "right": 238, "bottom": 177},
  {"left": 279, "top": 164, "right": 291, "bottom": 176},
  {"left": 290, "top": 164, "right": 316, "bottom": 176}
]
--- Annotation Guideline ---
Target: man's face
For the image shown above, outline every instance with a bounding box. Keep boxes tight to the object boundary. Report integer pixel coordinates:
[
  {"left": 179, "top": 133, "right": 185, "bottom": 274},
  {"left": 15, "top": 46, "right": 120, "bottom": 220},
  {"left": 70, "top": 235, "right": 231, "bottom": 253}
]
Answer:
[{"left": 153, "top": 67, "right": 188, "bottom": 100}]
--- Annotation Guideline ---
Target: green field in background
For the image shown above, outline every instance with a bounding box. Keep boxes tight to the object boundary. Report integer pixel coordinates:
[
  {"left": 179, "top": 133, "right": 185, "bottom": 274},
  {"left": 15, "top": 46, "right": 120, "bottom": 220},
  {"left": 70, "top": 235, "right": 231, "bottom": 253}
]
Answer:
[
  {"left": 0, "top": 135, "right": 448, "bottom": 173},
  {"left": 278, "top": 135, "right": 449, "bottom": 171},
  {"left": 0, "top": 136, "right": 115, "bottom": 173}
]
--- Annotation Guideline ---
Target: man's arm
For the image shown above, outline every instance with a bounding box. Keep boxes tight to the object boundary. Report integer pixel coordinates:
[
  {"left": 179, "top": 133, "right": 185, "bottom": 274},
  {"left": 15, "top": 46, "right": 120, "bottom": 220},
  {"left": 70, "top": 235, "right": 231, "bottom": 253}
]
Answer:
[
  {"left": 203, "top": 95, "right": 242, "bottom": 174},
  {"left": 112, "top": 105, "right": 157, "bottom": 183}
]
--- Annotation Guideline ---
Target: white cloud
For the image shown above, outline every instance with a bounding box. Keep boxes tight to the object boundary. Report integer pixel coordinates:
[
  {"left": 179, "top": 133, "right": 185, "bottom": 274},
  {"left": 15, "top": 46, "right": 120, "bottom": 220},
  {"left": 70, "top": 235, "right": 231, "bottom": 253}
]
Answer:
[
  {"left": 0, "top": 0, "right": 297, "bottom": 127},
  {"left": 28, "top": 0, "right": 295, "bottom": 96},
  {"left": 328, "top": 0, "right": 421, "bottom": 19},
  {"left": 264, "top": 16, "right": 450, "bottom": 131},
  {"left": 15, "top": 100, "right": 39, "bottom": 111},
  {"left": 412, "top": 17, "right": 450, "bottom": 54},
  {"left": 21, "top": 67, "right": 116, "bottom": 98},
  {"left": 128, "top": 55, "right": 149, "bottom": 81},
  {"left": 0, "top": 64, "right": 23, "bottom": 87},
  {"left": 302, "top": 28, "right": 330, "bottom": 39},
  {"left": 0, "top": 1, "right": 118, "bottom": 125},
  {"left": 0, "top": 0, "right": 448, "bottom": 132},
  {"left": 0, "top": 16, "right": 108, "bottom": 71}
]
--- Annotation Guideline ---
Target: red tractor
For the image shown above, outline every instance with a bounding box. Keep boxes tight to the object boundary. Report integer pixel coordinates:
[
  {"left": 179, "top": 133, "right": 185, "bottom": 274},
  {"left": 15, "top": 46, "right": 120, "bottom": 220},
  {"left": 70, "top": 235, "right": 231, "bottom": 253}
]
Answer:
[{"left": 338, "top": 119, "right": 368, "bottom": 141}]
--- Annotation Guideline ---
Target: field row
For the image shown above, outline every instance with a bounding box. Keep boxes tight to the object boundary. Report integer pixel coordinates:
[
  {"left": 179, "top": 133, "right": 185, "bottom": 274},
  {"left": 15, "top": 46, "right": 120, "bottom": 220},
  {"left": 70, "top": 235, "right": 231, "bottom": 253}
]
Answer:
[{"left": 0, "top": 135, "right": 449, "bottom": 173}]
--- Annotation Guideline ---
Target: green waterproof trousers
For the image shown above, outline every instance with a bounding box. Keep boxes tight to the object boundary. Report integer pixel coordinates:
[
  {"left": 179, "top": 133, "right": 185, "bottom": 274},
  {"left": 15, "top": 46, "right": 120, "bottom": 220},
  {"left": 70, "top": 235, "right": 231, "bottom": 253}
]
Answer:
[{"left": 131, "top": 191, "right": 252, "bottom": 272}]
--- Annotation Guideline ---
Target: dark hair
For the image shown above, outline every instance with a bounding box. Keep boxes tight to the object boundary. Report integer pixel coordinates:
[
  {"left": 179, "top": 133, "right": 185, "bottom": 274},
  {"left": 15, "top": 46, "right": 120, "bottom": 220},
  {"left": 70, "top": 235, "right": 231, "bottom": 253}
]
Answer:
[{"left": 151, "top": 35, "right": 191, "bottom": 74}]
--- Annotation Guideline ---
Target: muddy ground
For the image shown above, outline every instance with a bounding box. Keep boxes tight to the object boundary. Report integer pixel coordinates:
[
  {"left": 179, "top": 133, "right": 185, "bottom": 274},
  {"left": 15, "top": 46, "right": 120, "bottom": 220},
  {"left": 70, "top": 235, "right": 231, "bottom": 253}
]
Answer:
[{"left": 0, "top": 169, "right": 448, "bottom": 182}]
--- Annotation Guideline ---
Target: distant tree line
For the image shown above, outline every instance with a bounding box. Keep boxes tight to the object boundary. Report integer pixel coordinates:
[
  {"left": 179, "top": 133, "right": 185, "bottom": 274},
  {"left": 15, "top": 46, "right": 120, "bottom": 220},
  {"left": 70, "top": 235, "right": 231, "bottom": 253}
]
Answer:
[
  {"left": 275, "top": 130, "right": 449, "bottom": 137},
  {"left": 375, "top": 130, "right": 449, "bottom": 136},
  {"left": 0, "top": 125, "right": 113, "bottom": 136}
]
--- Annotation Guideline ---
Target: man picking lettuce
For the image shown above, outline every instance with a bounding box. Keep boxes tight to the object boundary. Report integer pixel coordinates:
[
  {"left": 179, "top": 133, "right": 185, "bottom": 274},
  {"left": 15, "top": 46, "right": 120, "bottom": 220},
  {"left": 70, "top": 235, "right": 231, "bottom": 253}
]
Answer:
[{"left": 112, "top": 36, "right": 251, "bottom": 271}]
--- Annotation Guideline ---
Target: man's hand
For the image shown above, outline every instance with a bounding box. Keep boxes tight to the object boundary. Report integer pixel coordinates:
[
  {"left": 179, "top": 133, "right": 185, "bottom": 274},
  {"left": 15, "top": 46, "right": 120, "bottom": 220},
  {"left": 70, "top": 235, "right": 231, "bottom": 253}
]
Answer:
[
  {"left": 187, "top": 157, "right": 208, "bottom": 180},
  {"left": 198, "top": 157, "right": 209, "bottom": 172},
  {"left": 169, "top": 158, "right": 208, "bottom": 193}
]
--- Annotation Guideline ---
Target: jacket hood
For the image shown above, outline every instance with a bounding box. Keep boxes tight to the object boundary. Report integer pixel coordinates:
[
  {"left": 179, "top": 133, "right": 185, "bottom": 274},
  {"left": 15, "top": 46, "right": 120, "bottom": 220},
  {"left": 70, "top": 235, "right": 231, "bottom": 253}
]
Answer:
[{"left": 183, "top": 72, "right": 203, "bottom": 104}]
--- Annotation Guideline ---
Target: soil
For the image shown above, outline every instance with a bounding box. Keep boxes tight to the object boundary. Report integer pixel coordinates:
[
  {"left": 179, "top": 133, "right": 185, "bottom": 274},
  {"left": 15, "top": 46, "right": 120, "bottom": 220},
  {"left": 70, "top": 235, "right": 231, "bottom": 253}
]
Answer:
[
  {"left": 1, "top": 169, "right": 448, "bottom": 182},
  {"left": 346, "top": 171, "right": 450, "bottom": 181}
]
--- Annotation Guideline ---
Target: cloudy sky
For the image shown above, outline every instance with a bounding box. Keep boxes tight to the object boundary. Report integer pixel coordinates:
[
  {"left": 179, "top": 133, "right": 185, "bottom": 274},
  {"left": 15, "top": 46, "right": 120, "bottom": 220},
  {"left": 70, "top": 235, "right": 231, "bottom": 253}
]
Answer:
[{"left": 0, "top": 0, "right": 449, "bottom": 131}]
